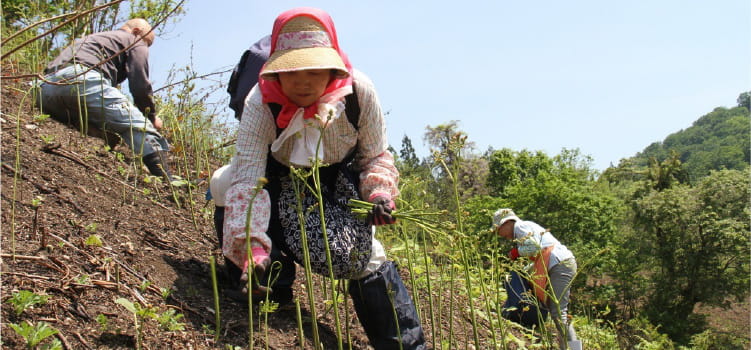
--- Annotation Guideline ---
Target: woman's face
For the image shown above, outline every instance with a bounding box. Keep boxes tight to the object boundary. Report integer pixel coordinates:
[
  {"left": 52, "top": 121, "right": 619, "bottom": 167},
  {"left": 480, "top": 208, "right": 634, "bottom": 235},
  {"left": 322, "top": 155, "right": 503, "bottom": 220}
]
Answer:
[
  {"left": 496, "top": 221, "right": 515, "bottom": 239},
  {"left": 278, "top": 69, "right": 332, "bottom": 107}
]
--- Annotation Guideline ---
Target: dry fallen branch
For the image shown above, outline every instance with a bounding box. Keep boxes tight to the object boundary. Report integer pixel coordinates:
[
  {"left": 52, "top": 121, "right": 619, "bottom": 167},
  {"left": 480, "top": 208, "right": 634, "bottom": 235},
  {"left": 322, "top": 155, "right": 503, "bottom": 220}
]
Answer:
[
  {"left": 2, "top": 271, "right": 55, "bottom": 281},
  {"left": 1, "top": 253, "right": 47, "bottom": 261},
  {"left": 56, "top": 331, "right": 73, "bottom": 350},
  {"left": 72, "top": 331, "right": 93, "bottom": 350}
]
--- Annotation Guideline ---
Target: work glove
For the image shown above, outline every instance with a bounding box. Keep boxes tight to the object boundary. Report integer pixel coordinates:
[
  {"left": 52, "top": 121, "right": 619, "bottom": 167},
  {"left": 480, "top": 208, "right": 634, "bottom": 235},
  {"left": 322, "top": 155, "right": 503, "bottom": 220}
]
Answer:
[
  {"left": 368, "top": 195, "right": 396, "bottom": 226},
  {"left": 240, "top": 257, "right": 272, "bottom": 296},
  {"left": 508, "top": 247, "right": 520, "bottom": 261}
]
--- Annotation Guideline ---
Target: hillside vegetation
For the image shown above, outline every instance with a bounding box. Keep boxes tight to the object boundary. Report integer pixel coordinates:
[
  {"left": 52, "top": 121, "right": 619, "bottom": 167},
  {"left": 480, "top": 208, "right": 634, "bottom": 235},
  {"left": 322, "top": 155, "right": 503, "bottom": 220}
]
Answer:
[
  {"left": 2, "top": 2, "right": 749, "bottom": 349},
  {"left": 631, "top": 97, "right": 750, "bottom": 181}
]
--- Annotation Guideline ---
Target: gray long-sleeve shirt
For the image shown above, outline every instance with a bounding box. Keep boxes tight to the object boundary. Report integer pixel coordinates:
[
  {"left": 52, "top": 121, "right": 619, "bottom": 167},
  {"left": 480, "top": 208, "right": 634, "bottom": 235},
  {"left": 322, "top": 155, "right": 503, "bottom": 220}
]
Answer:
[{"left": 46, "top": 29, "right": 156, "bottom": 120}]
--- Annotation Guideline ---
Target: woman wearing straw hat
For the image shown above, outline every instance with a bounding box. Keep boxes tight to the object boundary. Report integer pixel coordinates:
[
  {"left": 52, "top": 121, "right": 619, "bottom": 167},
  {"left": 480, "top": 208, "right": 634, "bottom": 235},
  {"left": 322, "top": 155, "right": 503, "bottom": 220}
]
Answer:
[
  {"left": 493, "top": 208, "right": 582, "bottom": 350},
  {"left": 212, "top": 7, "right": 425, "bottom": 349}
]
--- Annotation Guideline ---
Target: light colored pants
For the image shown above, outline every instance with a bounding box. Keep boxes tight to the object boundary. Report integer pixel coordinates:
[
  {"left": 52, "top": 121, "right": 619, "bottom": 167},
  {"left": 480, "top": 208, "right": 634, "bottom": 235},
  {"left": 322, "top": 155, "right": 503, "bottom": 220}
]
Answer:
[
  {"left": 548, "top": 258, "right": 578, "bottom": 349},
  {"left": 39, "top": 64, "right": 168, "bottom": 156},
  {"left": 210, "top": 162, "right": 387, "bottom": 278}
]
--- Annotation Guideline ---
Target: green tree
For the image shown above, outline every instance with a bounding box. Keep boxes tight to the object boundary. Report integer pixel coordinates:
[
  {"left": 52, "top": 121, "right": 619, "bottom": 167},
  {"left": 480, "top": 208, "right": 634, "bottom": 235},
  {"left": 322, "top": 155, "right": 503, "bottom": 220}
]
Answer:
[
  {"left": 633, "top": 169, "right": 750, "bottom": 343},
  {"left": 630, "top": 101, "right": 750, "bottom": 182},
  {"left": 737, "top": 91, "right": 750, "bottom": 110},
  {"left": 456, "top": 155, "right": 489, "bottom": 200},
  {"left": 646, "top": 151, "right": 688, "bottom": 191},
  {"left": 398, "top": 135, "right": 422, "bottom": 176},
  {"left": 423, "top": 121, "right": 475, "bottom": 174},
  {"left": 423, "top": 121, "right": 476, "bottom": 213},
  {"left": 486, "top": 148, "right": 553, "bottom": 196},
  {"left": 485, "top": 148, "right": 617, "bottom": 249}
]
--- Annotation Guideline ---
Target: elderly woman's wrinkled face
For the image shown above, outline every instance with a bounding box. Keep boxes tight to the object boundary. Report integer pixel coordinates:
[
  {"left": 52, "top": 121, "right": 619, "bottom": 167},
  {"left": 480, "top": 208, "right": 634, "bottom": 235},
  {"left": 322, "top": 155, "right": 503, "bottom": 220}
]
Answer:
[{"left": 278, "top": 69, "right": 332, "bottom": 107}]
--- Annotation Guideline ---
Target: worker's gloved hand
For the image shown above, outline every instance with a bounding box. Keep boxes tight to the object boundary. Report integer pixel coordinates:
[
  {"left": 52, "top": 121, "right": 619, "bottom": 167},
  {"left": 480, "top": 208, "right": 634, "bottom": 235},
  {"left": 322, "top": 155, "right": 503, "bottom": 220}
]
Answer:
[
  {"left": 368, "top": 195, "right": 396, "bottom": 226},
  {"left": 240, "top": 258, "right": 272, "bottom": 296},
  {"left": 508, "top": 247, "right": 520, "bottom": 261}
]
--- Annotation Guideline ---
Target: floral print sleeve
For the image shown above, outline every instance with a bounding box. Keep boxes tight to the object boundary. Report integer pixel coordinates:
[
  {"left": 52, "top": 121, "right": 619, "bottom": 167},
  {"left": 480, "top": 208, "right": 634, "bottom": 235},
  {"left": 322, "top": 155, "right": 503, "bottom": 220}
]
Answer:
[
  {"left": 351, "top": 71, "right": 400, "bottom": 201},
  {"left": 223, "top": 183, "right": 272, "bottom": 267},
  {"left": 223, "top": 87, "right": 276, "bottom": 268}
]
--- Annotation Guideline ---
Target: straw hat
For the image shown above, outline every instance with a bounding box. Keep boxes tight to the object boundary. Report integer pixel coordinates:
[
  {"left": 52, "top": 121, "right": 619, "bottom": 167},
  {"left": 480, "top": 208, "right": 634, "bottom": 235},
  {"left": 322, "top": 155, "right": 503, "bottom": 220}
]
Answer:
[
  {"left": 260, "top": 16, "right": 348, "bottom": 79},
  {"left": 492, "top": 208, "right": 520, "bottom": 228}
]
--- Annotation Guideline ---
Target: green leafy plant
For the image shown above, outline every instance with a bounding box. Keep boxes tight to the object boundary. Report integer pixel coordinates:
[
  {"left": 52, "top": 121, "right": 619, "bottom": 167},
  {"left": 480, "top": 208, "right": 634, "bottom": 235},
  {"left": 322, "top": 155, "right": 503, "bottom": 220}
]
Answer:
[
  {"left": 33, "top": 113, "right": 50, "bottom": 123},
  {"left": 156, "top": 309, "right": 185, "bottom": 331},
  {"left": 6, "top": 290, "right": 48, "bottom": 316},
  {"left": 31, "top": 196, "right": 44, "bottom": 207},
  {"left": 96, "top": 313, "right": 109, "bottom": 332},
  {"left": 115, "top": 298, "right": 157, "bottom": 350},
  {"left": 138, "top": 280, "right": 151, "bottom": 293},
  {"left": 75, "top": 274, "right": 90, "bottom": 284},
  {"left": 39, "top": 134, "right": 55, "bottom": 144},
  {"left": 159, "top": 287, "right": 173, "bottom": 300},
  {"left": 85, "top": 234, "right": 103, "bottom": 247},
  {"left": 9, "top": 321, "right": 61, "bottom": 349}
]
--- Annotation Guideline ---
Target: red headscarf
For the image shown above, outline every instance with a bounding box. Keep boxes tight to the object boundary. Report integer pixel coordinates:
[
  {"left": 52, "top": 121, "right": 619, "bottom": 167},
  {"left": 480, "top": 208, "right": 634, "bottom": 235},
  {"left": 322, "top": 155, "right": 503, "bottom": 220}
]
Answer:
[{"left": 259, "top": 7, "right": 353, "bottom": 129}]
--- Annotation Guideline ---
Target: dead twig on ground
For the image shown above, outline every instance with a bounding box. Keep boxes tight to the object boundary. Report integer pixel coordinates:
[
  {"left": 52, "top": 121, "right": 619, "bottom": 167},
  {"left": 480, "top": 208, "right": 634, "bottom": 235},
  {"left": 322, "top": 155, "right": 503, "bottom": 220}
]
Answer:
[
  {"left": 72, "top": 331, "right": 93, "bottom": 350},
  {"left": 55, "top": 331, "right": 73, "bottom": 350}
]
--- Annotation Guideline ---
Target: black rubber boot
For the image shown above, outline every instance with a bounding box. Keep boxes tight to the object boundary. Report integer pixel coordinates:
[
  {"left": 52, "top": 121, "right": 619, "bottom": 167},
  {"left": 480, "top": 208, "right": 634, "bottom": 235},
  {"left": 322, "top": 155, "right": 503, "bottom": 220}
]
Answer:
[
  {"left": 349, "top": 261, "right": 426, "bottom": 350},
  {"left": 142, "top": 151, "right": 172, "bottom": 181}
]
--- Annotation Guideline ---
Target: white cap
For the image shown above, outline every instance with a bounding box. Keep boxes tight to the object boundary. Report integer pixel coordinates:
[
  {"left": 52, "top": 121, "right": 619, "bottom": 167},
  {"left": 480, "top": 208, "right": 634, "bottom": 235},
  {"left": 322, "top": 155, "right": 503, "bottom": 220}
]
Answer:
[{"left": 492, "top": 208, "right": 520, "bottom": 228}]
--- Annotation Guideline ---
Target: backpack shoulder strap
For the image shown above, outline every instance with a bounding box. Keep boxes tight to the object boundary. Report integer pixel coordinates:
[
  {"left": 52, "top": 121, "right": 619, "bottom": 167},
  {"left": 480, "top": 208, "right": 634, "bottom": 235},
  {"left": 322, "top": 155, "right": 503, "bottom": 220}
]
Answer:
[
  {"left": 267, "top": 103, "right": 283, "bottom": 136},
  {"left": 343, "top": 82, "right": 360, "bottom": 130}
]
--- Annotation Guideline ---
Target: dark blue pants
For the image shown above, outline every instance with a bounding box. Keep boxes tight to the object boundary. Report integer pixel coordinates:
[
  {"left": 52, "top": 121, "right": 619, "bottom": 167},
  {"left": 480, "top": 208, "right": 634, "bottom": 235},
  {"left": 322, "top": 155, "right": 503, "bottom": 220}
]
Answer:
[{"left": 349, "top": 261, "right": 426, "bottom": 350}]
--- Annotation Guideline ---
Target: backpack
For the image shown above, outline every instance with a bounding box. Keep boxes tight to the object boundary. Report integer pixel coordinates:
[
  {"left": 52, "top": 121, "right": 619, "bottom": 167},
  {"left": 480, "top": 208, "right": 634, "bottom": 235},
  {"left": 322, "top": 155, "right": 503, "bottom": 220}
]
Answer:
[{"left": 227, "top": 35, "right": 360, "bottom": 130}]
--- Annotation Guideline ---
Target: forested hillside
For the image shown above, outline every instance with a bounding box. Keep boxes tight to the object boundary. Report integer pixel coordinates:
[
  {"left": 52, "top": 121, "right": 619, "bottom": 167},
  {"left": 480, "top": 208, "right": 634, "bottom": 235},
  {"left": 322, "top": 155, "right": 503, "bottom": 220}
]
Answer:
[
  {"left": 629, "top": 92, "right": 750, "bottom": 181},
  {"left": 2, "top": 2, "right": 749, "bottom": 350}
]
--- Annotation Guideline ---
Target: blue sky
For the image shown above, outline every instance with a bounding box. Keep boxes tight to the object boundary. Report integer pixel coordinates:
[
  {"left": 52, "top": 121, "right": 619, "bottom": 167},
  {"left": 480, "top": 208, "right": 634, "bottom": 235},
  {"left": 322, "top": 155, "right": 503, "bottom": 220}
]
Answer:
[{"left": 149, "top": 0, "right": 750, "bottom": 171}]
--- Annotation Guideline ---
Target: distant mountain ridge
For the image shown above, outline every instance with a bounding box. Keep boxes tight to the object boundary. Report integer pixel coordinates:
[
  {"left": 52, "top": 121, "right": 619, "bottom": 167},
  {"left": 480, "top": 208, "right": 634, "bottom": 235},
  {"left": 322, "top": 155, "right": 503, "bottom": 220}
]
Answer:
[{"left": 631, "top": 94, "right": 750, "bottom": 181}]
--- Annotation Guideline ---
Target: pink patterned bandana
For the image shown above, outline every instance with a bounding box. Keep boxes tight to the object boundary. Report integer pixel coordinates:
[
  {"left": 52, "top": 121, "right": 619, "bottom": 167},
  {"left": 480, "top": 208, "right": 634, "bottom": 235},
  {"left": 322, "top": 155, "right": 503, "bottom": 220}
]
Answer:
[{"left": 259, "top": 8, "right": 353, "bottom": 129}]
